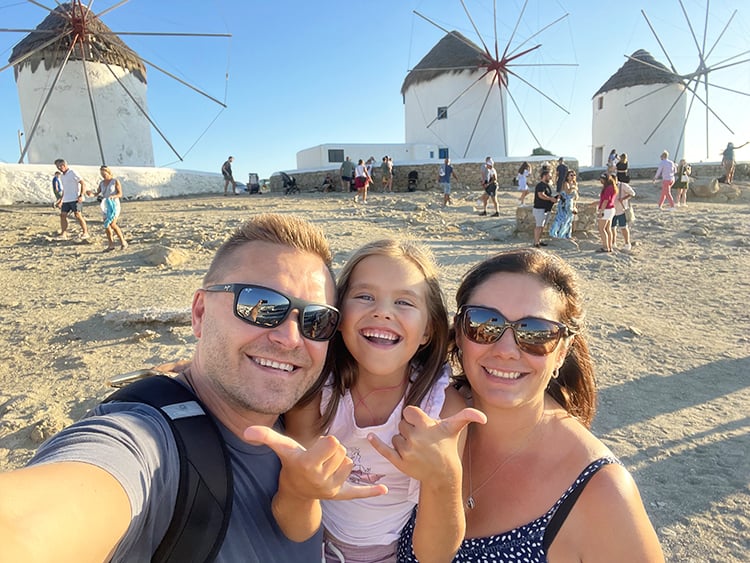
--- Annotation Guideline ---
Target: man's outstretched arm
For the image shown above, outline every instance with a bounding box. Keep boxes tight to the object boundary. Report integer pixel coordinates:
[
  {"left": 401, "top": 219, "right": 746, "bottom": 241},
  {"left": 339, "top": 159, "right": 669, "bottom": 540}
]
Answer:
[{"left": 0, "top": 461, "right": 131, "bottom": 563}]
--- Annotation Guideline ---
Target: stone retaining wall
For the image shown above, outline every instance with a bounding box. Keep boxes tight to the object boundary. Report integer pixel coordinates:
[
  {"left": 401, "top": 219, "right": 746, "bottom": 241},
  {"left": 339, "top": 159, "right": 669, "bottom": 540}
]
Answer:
[{"left": 269, "top": 158, "right": 580, "bottom": 193}]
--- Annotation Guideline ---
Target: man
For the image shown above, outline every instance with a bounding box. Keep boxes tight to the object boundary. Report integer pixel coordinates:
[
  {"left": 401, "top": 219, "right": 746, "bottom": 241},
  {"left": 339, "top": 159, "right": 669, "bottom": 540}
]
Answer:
[
  {"left": 533, "top": 168, "right": 559, "bottom": 247},
  {"left": 380, "top": 156, "right": 393, "bottom": 193},
  {"left": 0, "top": 214, "right": 381, "bottom": 562},
  {"left": 479, "top": 158, "right": 499, "bottom": 217},
  {"left": 222, "top": 156, "right": 237, "bottom": 196},
  {"left": 555, "top": 157, "right": 569, "bottom": 193},
  {"left": 438, "top": 157, "right": 460, "bottom": 206},
  {"left": 340, "top": 156, "right": 355, "bottom": 192},
  {"left": 54, "top": 158, "right": 89, "bottom": 240}
]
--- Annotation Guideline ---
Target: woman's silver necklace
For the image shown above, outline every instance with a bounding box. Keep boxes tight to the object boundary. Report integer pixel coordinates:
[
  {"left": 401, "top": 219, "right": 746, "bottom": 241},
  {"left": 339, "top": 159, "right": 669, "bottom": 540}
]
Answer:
[{"left": 465, "top": 412, "right": 545, "bottom": 510}]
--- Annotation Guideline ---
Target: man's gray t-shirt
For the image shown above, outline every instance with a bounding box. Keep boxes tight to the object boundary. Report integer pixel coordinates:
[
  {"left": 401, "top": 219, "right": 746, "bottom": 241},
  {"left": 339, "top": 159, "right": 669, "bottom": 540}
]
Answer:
[{"left": 28, "top": 402, "right": 323, "bottom": 562}]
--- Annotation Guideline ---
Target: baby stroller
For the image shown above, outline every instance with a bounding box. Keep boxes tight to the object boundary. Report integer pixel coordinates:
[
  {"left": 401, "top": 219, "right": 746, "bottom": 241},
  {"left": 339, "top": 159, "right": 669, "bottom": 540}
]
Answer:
[
  {"left": 407, "top": 170, "right": 419, "bottom": 192},
  {"left": 247, "top": 173, "right": 261, "bottom": 194},
  {"left": 280, "top": 172, "right": 299, "bottom": 195}
]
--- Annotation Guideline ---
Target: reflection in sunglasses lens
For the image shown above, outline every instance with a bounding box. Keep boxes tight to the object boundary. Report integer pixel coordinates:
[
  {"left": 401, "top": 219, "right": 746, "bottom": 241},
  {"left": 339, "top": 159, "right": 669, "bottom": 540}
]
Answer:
[
  {"left": 463, "top": 307, "right": 562, "bottom": 356},
  {"left": 236, "top": 286, "right": 338, "bottom": 341}
]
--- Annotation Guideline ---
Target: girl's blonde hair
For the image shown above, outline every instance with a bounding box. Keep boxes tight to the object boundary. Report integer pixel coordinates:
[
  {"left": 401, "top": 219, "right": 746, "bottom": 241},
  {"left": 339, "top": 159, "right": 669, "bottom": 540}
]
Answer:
[{"left": 301, "top": 239, "right": 450, "bottom": 432}]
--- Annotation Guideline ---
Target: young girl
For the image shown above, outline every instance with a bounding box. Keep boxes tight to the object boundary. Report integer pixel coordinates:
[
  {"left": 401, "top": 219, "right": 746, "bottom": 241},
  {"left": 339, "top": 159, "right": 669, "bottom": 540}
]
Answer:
[
  {"left": 354, "top": 158, "right": 372, "bottom": 203},
  {"left": 516, "top": 161, "right": 531, "bottom": 206},
  {"left": 286, "top": 239, "right": 483, "bottom": 563}
]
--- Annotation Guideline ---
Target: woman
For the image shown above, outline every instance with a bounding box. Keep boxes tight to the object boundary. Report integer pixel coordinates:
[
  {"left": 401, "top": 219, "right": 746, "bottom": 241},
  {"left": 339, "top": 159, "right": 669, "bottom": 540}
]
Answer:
[
  {"left": 607, "top": 149, "right": 618, "bottom": 175},
  {"left": 398, "top": 249, "right": 664, "bottom": 562},
  {"left": 91, "top": 165, "right": 128, "bottom": 251},
  {"left": 516, "top": 161, "right": 531, "bottom": 206},
  {"left": 549, "top": 170, "right": 578, "bottom": 239},
  {"left": 653, "top": 150, "right": 676, "bottom": 210},
  {"left": 595, "top": 173, "right": 617, "bottom": 253},
  {"left": 720, "top": 142, "right": 748, "bottom": 184},
  {"left": 615, "top": 152, "right": 630, "bottom": 184},
  {"left": 674, "top": 159, "right": 691, "bottom": 207}
]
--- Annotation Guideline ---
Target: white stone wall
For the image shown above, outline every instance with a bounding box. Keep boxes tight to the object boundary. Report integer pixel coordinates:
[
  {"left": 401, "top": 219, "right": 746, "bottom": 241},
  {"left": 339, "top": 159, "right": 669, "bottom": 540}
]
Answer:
[
  {"left": 404, "top": 70, "right": 508, "bottom": 160},
  {"left": 0, "top": 163, "right": 221, "bottom": 205},
  {"left": 591, "top": 83, "right": 687, "bottom": 167},
  {"left": 16, "top": 61, "right": 154, "bottom": 166}
]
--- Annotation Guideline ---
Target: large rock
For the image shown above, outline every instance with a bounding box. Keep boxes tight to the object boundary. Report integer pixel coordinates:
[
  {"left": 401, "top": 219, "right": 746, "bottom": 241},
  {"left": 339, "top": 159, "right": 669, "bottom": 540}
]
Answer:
[
  {"left": 690, "top": 178, "right": 721, "bottom": 197},
  {"left": 690, "top": 178, "right": 743, "bottom": 200},
  {"left": 141, "top": 245, "right": 190, "bottom": 267}
]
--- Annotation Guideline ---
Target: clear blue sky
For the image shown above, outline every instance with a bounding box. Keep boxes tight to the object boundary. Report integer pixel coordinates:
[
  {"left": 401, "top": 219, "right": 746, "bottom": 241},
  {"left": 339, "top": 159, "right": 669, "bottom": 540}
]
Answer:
[{"left": 1, "top": 0, "right": 748, "bottom": 181}]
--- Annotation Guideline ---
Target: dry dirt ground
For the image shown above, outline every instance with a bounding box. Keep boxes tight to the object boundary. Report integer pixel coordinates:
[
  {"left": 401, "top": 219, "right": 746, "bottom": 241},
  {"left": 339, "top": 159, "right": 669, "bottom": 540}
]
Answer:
[{"left": 1, "top": 180, "right": 748, "bottom": 562}]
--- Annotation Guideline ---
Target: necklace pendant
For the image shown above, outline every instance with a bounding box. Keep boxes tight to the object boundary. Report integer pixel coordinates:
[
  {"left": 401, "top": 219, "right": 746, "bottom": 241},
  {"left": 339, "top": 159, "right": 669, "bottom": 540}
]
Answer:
[{"left": 466, "top": 496, "right": 476, "bottom": 510}]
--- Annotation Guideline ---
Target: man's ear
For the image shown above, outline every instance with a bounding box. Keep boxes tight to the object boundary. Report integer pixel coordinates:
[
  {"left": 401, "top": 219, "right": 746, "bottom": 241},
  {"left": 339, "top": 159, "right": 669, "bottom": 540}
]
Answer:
[{"left": 192, "top": 290, "right": 206, "bottom": 338}]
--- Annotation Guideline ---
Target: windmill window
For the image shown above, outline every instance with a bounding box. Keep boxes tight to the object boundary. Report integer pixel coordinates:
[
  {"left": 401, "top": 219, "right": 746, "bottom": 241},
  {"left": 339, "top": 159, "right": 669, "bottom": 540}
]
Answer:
[
  {"left": 328, "top": 149, "right": 344, "bottom": 163},
  {"left": 438, "top": 148, "right": 449, "bottom": 159},
  {"left": 597, "top": 96, "right": 604, "bottom": 110},
  {"left": 437, "top": 106, "right": 448, "bottom": 120}
]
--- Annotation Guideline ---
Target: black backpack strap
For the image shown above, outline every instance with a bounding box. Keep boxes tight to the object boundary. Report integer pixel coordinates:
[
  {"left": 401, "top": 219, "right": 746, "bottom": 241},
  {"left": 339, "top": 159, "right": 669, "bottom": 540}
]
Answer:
[{"left": 104, "top": 375, "right": 233, "bottom": 563}]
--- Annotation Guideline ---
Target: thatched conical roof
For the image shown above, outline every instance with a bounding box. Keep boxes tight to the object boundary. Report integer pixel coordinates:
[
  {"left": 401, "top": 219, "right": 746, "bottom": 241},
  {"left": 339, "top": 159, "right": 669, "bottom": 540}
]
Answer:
[
  {"left": 593, "top": 49, "right": 678, "bottom": 97},
  {"left": 401, "top": 31, "right": 489, "bottom": 95},
  {"left": 9, "top": 2, "right": 146, "bottom": 84}
]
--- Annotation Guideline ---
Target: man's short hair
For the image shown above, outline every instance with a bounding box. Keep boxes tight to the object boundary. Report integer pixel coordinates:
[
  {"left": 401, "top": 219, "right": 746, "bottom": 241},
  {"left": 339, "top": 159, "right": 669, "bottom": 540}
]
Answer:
[
  {"left": 54, "top": 159, "right": 66, "bottom": 166},
  {"left": 203, "top": 214, "right": 334, "bottom": 285}
]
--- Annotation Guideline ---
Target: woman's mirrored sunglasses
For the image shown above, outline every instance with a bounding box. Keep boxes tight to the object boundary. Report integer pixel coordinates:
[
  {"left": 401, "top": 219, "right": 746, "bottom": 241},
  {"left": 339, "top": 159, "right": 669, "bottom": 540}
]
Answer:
[
  {"left": 204, "top": 284, "right": 340, "bottom": 342},
  {"left": 457, "top": 305, "right": 573, "bottom": 356}
]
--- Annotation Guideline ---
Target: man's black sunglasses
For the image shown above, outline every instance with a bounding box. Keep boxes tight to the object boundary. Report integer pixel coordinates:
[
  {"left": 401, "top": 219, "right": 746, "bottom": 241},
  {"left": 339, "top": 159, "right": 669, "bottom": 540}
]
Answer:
[{"left": 204, "top": 284, "right": 340, "bottom": 342}]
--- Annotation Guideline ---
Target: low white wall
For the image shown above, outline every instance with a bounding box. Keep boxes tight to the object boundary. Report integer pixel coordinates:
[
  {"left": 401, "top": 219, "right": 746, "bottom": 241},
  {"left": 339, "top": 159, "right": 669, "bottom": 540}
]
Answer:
[{"left": 0, "top": 163, "right": 223, "bottom": 205}]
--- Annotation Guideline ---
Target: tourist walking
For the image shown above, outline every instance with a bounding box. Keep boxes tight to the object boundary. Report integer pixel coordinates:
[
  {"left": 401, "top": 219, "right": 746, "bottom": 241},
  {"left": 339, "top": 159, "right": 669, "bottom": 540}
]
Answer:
[
  {"left": 674, "top": 159, "right": 691, "bottom": 207},
  {"left": 653, "top": 151, "right": 676, "bottom": 210},
  {"left": 532, "top": 169, "right": 558, "bottom": 247},
  {"left": 596, "top": 173, "right": 618, "bottom": 253},
  {"left": 54, "top": 158, "right": 89, "bottom": 240},
  {"left": 549, "top": 170, "right": 578, "bottom": 240},
  {"left": 91, "top": 165, "right": 128, "bottom": 251},
  {"left": 221, "top": 156, "right": 237, "bottom": 196},
  {"left": 516, "top": 162, "right": 531, "bottom": 206},
  {"left": 480, "top": 159, "right": 499, "bottom": 217},
  {"left": 340, "top": 156, "right": 355, "bottom": 192},
  {"left": 611, "top": 179, "right": 635, "bottom": 251},
  {"left": 381, "top": 156, "right": 393, "bottom": 192},
  {"left": 438, "top": 157, "right": 460, "bottom": 206},
  {"left": 354, "top": 158, "right": 371, "bottom": 203}
]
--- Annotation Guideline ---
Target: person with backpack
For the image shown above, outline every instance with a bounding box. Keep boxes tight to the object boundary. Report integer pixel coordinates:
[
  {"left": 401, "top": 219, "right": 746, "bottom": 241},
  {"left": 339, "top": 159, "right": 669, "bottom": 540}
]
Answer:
[{"left": 0, "top": 214, "right": 384, "bottom": 562}]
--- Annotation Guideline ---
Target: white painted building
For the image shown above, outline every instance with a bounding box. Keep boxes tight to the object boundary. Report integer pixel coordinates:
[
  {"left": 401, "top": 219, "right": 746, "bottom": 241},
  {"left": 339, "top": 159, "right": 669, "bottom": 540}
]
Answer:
[
  {"left": 295, "top": 31, "right": 508, "bottom": 170},
  {"left": 402, "top": 31, "right": 507, "bottom": 161},
  {"left": 10, "top": 3, "right": 154, "bottom": 166},
  {"left": 592, "top": 49, "right": 686, "bottom": 167},
  {"left": 296, "top": 143, "right": 438, "bottom": 171}
]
